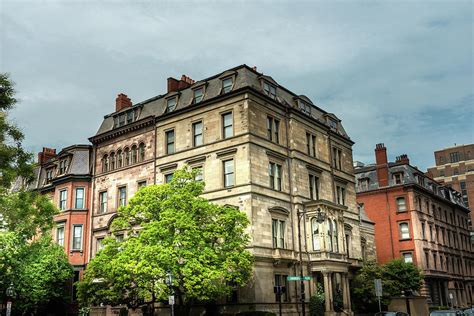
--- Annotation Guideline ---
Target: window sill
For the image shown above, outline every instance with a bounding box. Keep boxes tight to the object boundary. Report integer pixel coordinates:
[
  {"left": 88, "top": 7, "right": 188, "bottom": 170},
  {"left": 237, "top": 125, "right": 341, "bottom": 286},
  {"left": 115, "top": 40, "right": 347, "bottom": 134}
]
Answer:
[
  {"left": 70, "top": 249, "right": 83, "bottom": 253},
  {"left": 399, "top": 238, "right": 412, "bottom": 241}
]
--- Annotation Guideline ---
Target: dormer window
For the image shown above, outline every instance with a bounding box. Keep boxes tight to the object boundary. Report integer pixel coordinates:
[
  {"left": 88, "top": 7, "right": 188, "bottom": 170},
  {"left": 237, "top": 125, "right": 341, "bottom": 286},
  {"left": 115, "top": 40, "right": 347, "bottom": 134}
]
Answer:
[
  {"left": 166, "top": 97, "right": 177, "bottom": 113},
  {"left": 118, "top": 114, "right": 126, "bottom": 127},
  {"left": 328, "top": 119, "right": 337, "bottom": 130},
  {"left": 221, "top": 77, "right": 234, "bottom": 94},
  {"left": 298, "top": 100, "right": 311, "bottom": 115},
  {"left": 113, "top": 108, "right": 141, "bottom": 128},
  {"left": 127, "top": 111, "right": 134, "bottom": 124},
  {"left": 58, "top": 159, "right": 68, "bottom": 175},
  {"left": 45, "top": 168, "right": 54, "bottom": 184},
  {"left": 193, "top": 87, "right": 204, "bottom": 104},
  {"left": 358, "top": 178, "right": 370, "bottom": 191},
  {"left": 393, "top": 172, "right": 403, "bottom": 185},
  {"left": 263, "top": 81, "right": 276, "bottom": 99}
]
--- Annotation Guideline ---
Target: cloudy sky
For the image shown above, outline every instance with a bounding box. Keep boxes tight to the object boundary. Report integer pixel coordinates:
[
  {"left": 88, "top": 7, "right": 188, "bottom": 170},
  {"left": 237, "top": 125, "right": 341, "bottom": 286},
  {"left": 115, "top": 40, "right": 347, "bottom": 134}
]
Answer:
[{"left": 1, "top": 0, "right": 473, "bottom": 170}]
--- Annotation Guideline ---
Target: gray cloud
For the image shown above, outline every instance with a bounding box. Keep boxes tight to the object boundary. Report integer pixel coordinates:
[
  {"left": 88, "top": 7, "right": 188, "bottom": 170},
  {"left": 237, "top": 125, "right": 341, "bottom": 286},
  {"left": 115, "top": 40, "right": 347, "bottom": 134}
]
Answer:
[{"left": 1, "top": 0, "right": 472, "bottom": 170}]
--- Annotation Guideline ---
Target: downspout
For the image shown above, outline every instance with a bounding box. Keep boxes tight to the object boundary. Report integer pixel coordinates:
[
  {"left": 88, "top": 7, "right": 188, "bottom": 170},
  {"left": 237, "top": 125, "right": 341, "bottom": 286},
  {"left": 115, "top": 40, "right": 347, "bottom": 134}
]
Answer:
[
  {"left": 87, "top": 145, "right": 96, "bottom": 263},
  {"left": 385, "top": 189, "right": 396, "bottom": 259},
  {"left": 284, "top": 105, "right": 299, "bottom": 313}
]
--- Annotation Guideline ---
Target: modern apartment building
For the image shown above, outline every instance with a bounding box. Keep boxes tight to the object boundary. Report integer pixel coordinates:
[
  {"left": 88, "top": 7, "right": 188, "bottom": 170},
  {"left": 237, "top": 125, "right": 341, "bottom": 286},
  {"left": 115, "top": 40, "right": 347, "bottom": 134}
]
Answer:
[
  {"left": 21, "top": 145, "right": 93, "bottom": 305},
  {"left": 355, "top": 144, "right": 473, "bottom": 308},
  {"left": 88, "top": 65, "right": 376, "bottom": 315},
  {"left": 427, "top": 144, "right": 474, "bottom": 216}
]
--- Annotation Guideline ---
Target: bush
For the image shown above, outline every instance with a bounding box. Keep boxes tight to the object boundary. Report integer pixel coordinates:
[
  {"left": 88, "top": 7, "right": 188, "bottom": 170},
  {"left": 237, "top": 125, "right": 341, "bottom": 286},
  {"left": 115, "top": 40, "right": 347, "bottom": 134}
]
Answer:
[{"left": 310, "top": 283, "right": 325, "bottom": 316}]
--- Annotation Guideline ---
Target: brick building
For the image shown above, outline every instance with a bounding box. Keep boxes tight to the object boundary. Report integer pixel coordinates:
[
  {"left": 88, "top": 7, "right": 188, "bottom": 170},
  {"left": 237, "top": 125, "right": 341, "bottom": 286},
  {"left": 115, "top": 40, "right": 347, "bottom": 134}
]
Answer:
[
  {"left": 427, "top": 144, "right": 474, "bottom": 218},
  {"left": 88, "top": 65, "right": 375, "bottom": 315},
  {"left": 355, "top": 144, "right": 473, "bottom": 308},
  {"left": 25, "top": 145, "right": 93, "bottom": 304}
]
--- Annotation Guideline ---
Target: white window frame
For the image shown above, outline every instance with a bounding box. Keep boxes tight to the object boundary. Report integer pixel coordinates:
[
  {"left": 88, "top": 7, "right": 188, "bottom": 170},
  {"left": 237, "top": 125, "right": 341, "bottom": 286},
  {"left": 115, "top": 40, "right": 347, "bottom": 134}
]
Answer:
[
  {"left": 74, "top": 187, "right": 85, "bottom": 209},
  {"left": 56, "top": 224, "right": 65, "bottom": 247},
  {"left": 71, "top": 224, "right": 83, "bottom": 251},
  {"left": 59, "top": 189, "right": 67, "bottom": 211}
]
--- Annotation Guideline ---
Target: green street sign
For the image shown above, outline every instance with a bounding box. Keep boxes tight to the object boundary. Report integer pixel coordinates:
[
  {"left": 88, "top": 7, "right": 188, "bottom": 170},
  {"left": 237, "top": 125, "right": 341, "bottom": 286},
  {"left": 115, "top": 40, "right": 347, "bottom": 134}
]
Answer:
[{"left": 287, "top": 276, "right": 312, "bottom": 281}]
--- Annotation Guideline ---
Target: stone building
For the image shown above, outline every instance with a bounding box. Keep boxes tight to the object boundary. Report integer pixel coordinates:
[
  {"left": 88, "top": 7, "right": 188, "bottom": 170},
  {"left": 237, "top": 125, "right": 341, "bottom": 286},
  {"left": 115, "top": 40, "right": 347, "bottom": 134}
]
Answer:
[
  {"left": 355, "top": 144, "right": 474, "bottom": 308},
  {"left": 89, "top": 65, "right": 375, "bottom": 315},
  {"left": 427, "top": 144, "right": 474, "bottom": 217}
]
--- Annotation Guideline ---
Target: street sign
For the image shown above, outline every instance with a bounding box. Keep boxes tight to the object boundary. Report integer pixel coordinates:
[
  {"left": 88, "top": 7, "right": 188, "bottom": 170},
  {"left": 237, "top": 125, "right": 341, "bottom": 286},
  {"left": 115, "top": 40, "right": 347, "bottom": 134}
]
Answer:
[
  {"left": 374, "top": 279, "right": 383, "bottom": 297},
  {"left": 6, "top": 301, "right": 12, "bottom": 316},
  {"left": 168, "top": 295, "right": 175, "bottom": 305},
  {"left": 287, "top": 276, "right": 312, "bottom": 281}
]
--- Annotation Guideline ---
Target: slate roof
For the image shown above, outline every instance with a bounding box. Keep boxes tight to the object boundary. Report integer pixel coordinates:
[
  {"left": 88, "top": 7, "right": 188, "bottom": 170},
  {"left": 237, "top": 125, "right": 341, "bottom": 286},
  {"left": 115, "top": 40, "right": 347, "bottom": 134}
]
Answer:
[{"left": 93, "top": 64, "right": 350, "bottom": 141}]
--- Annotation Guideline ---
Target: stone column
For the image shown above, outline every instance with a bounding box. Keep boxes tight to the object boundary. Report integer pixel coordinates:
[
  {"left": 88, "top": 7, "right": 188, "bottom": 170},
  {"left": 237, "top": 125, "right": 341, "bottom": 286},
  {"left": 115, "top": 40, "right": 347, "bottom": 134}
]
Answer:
[
  {"left": 342, "top": 274, "right": 351, "bottom": 312},
  {"left": 323, "top": 272, "right": 333, "bottom": 312}
]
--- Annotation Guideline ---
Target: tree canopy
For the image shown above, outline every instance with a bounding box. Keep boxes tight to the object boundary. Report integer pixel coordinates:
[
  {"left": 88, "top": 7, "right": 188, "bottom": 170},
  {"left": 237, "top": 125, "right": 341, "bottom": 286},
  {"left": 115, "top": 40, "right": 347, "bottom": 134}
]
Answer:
[
  {"left": 0, "top": 73, "right": 73, "bottom": 315},
  {"left": 78, "top": 168, "right": 253, "bottom": 313},
  {"left": 352, "top": 259, "right": 423, "bottom": 313}
]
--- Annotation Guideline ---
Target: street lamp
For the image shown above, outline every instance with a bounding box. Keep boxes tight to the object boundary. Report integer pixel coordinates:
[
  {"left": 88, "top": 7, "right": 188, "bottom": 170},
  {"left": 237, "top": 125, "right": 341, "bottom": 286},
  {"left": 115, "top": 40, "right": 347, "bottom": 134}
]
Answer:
[
  {"left": 165, "top": 272, "right": 175, "bottom": 316},
  {"left": 297, "top": 206, "right": 326, "bottom": 316},
  {"left": 6, "top": 283, "right": 15, "bottom": 316}
]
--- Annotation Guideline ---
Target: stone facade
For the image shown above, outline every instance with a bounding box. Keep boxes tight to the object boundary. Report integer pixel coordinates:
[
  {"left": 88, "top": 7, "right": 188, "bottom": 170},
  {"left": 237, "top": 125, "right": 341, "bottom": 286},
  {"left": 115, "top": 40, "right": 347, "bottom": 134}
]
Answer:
[
  {"left": 89, "top": 65, "right": 376, "bottom": 315},
  {"left": 355, "top": 144, "right": 474, "bottom": 309}
]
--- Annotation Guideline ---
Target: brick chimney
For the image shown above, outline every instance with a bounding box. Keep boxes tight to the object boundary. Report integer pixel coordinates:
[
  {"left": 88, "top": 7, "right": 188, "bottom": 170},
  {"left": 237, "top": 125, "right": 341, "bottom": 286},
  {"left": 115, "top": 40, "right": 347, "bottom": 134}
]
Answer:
[
  {"left": 115, "top": 93, "right": 132, "bottom": 112},
  {"left": 395, "top": 154, "right": 410, "bottom": 165},
  {"left": 38, "top": 147, "right": 56, "bottom": 164},
  {"left": 375, "top": 143, "right": 389, "bottom": 187},
  {"left": 167, "top": 75, "right": 195, "bottom": 93}
]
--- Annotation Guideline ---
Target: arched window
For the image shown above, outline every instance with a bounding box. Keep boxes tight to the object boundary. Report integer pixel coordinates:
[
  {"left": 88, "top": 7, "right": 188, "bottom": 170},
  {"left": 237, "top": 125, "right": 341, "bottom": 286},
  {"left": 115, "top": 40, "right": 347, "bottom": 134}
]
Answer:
[
  {"left": 131, "top": 145, "right": 137, "bottom": 164},
  {"left": 333, "top": 219, "right": 339, "bottom": 252},
  {"left": 124, "top": 148, "right": 130, "bottom": 166},
  {"left": 327, "top": 219, "right": 333, "bottom": 252},
  {"left": 139, "top": 143, "right": 145, "bottom": 161},
  {"left": 110, "top": 152, "right": 115, "bottom": 170},
  {"left": 396, "top": 197, "right": 406, "bottom": 212},
  {"left": 102, "top": 154, "right": 108, "bottom": 172},
  {"left": 117, "top": 150, "right": 123, "bottom": 168},
  {"left": 312, "top": 218, "right": 320, "bottom": 251}
]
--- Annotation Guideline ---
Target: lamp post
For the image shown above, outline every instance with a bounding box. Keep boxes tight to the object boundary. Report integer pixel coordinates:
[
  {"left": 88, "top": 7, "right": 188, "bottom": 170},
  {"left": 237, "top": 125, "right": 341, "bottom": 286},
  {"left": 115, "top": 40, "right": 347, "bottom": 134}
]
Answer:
[
  {"left": 6, "top": 283, "right": 15, "bottom": 316},
  {"left": 297, "top": 206, "right": 326, "bottom": 316},
  {"left": 166, "top": 272, "right": 175, "bottom": 316}
]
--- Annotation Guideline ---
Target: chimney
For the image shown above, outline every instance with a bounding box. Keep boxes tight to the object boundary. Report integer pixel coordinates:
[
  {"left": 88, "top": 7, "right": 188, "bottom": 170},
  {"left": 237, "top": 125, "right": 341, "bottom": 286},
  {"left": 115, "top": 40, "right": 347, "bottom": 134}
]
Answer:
[
  {"left": 38, "top": 147, "right": 56, "bottom": 164},
  {"left": 167, "top": 75, "right": 195, "bottom": 93},
  {"left": 252, "top": 66, "right": 257, "bottom": 72},
  {"left": 115, "top": 93, "right": 132, "bottom": 112},
  {"left": 375, "top": 143, "right": 389, "bottom": 187},
  {"left": 395, "top": 154, "right": 410, "bottom": 165}
]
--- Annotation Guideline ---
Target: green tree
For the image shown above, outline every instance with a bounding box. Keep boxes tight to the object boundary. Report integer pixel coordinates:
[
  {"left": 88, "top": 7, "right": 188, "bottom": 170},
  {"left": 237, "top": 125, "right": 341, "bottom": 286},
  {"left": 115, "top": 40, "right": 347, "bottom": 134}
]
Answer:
[
  {"left": 78, "top": 168, "right": 253, "bottom": 314},
  {"left": 352, "top": 259, "right": 423, "bottom": 313},
  {"left": 0, "top": 73, "right": 74, "bottom": 314}
]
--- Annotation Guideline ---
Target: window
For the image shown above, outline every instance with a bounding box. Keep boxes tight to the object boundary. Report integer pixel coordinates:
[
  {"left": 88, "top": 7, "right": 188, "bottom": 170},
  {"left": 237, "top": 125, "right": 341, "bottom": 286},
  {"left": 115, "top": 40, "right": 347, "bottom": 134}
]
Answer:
[
  {"left": 59, "top": 159, "right": 68, "bottom": 174},
  {"left": 450, "top": 152, "right": 461, "bottom": 163},
  {"left": 193, "top": 121, "right": 203, "bottom": 147},
  {"left": 328, "top": 118, "right": 337, "bottom": 130},
  {"left": 56, "top": 225, "right": 65, "bottom": 247},
  {"left": 433, "top": 253, "right": 437, "bottom": 270},
  {"left": 137, "top": 180, "right": 147, "bottom": 189},
  {"left": 75, "top": 188, "right": 84, "bottom": 209},
  {"left": 193, "top": 167, "right": 203, "bottom": 182},
  {"left": 396, "top": 197, "right": 406, "bottom": 212},
  {"left": 311, "top": 218, "right": 320, "bottom": 251},
  {"left": 131, "top": 145, "right": 137, "bottom": 164},
  {"left": 309, "top": 174, "right": 319, "bottom": 200},
  {"left": 166, "top": 97, "right": 177, "bottom": 113},
  {"left": 393, "top": 172, "right": 403, "bottom": 184},
  {"left": 425, "top": 251, "right": 430, "bottom": 268},
  {"left": 267, "top": 116, "right": 280, "bottom": 144},
  {"left": 127, "top": 111, "right": 134, "bottom": 124},
  {"left": 118, "top": 113, "right": 126, "bottom": 127},
  {"left": 440, "top": 170, "right": 445, "bottom": 177},
  {"left": 222, "top": 112, "right": 233, "bottom": 139},
  {"left": 421, "top": 222, "right": 426, "bottom": 239},
  {"left": 326, "top": 219, "right": 339, "bottom": 252},
  {"left": 403, "top": 252, "right": 413, "bottom": 263},
  {"left": 124, "top": 148, "right": 130, "bottom": 166},
  {"left": 139, "top": 143, "right": 145, "bottom": 161},
  {"left": 336, "top": 186, "right": 346, "bottom": 205},
  {"left": 272, "top": 219, "right": 285, "bottom": 248},
  {"left": 166, "top": 130, "right": 175, "bottom": 154},
  {"left": 223, "top": 159, "right": 234, "bottom": 187},
  {"left": 298, "top": 100, "right": 311, "bottom": 115},
  {"left": 118, "top": 186, "right": 127, "bottom": 207},
  {"left": 165, "top": 173, "right": 173, "bottom": 183},
  {"left": 59, "top": 189, "right": 67, "bottom": 211},
  {"left": 109, "top": 152, "right": 115, "bottom": 170},
  {"left": 72, "top": 225, "right": 83, "bottom": 250},
  {"left": 193, "top": 87, "right": 204, "bottom": 104},
  {"left": 96, "top": 238, "right": 104, "bottom": 252},
  {"left": 263, "top": 81, "right": 276, "bottom": 99},
  {"left": 99, "top": 191, "right": 107, "bottom": 214},
  {"left": 268, "top": 162, "right": 282, "bottom": 191},
  {"left": 332, "top": 147, "right": 342, "bottom": 170},
  {"left": 274, "top": 274, "right": 288, "bottom": 302},
  {"left": 400, "top": 222, "right": 410, "bottom": 239},
  {"left": 46, "top": 168, "right": 54, "bottom": 183},
  {"left": 454, "top": 168, "right": 459, "bottom": 175},
  {"left": 102, "top": 154, "right": 108, "bottom": 172},
  {"left": 358, "top": 178, "right": 369, "bottom": 191},
  {"left": 221, "top": 77, "right": 234, "bottom": 94},
  {"left": 306, "top": 133, "right": 316, "bottom": 157}
]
